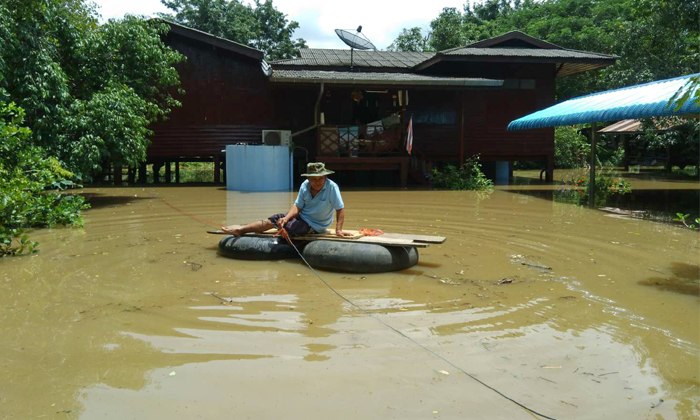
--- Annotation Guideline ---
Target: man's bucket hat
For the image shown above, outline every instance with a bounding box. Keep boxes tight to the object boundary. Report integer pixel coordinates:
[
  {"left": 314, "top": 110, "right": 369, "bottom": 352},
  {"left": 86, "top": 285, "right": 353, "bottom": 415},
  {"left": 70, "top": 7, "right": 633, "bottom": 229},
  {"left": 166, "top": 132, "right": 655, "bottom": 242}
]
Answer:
[{"left": 301, "top": 162, "right": 334, "bottom": 177}]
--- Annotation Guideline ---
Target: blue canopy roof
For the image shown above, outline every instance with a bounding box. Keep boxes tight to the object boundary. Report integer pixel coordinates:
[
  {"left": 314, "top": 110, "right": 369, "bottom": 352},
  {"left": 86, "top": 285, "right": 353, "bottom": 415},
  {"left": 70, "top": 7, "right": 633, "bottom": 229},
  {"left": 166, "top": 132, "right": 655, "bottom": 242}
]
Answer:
[{"left": 508, "top": 73, "right": 700, "bottom": 130}]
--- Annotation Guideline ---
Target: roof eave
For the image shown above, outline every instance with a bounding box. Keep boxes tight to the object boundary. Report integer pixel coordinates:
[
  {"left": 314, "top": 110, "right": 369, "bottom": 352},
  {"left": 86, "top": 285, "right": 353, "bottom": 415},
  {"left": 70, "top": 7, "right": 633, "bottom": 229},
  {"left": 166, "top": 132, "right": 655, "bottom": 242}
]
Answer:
[
  {"left": 269, "top": 77, "right": 503, "bottom": 88},
  {"left": 414, "top": 54, "right": 616, "bottom": 73},
  {"left": 159, "top": 19, "right": 264, "bottom": 61}
]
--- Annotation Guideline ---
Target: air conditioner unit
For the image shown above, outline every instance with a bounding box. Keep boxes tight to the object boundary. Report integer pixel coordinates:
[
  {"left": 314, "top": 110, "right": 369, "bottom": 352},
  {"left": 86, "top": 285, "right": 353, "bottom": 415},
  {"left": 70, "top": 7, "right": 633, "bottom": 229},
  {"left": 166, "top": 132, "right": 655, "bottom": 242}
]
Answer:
[{"left": 262, "top": 130, "right": 291, "bottom": 146}]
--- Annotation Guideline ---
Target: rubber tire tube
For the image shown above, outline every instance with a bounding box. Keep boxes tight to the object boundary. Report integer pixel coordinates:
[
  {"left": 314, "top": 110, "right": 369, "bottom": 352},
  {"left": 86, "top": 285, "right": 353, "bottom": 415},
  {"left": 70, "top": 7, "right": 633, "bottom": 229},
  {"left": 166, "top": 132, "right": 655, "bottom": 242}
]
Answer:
[
  {"left": 302, "top": 240, "right": 418, "bottom": 273},
  {"left": 218, "top": 236, "right": 300, "bottom": 260}
]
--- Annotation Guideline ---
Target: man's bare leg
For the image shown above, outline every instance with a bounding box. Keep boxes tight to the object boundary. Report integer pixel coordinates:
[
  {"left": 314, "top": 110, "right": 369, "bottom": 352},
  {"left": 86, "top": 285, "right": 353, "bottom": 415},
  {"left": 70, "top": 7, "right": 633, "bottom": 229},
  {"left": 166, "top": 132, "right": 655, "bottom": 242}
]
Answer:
[{"left": 221, "top": 219, "right": 276, "bottom": 237}]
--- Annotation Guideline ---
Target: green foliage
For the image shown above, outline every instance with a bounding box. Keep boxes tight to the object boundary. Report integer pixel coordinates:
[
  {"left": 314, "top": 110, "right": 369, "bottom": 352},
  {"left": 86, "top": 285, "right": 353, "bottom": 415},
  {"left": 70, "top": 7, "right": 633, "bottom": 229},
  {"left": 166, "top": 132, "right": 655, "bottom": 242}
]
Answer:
[
  {"left": 389, "top": 0, "right": 699, "bottom": 101},
  {"left": 160, "top": 0, "right": 306, "bottom": 60},
  {"left": 557, "top": 170, "right": 632, "bottom": 206},
  {"left": 0, "top": 1, "right": 184, "bottom": 179},
  {"left": 555, "top": 126, "right": 590, "bottom": 168},
  {"left": 669, "top": 74, "right": 700, "bottom": 110},
  {"left": 0, "top": 101, "right": 88, "bottom": 256},
  {"left": 673, "top": 213, "right": 699, "bottom": 230},
  {"left": 637, "top": 118, "right": 700, "bottom": 168},
  {"left": 387, "top": 27, "right": 432, "bottom": 52},
  {"left": 431, "top": 156, "right": 494, "bottom": 191},
  {"left": 429, "top": 7, "right": 469, "bottom": 51}
]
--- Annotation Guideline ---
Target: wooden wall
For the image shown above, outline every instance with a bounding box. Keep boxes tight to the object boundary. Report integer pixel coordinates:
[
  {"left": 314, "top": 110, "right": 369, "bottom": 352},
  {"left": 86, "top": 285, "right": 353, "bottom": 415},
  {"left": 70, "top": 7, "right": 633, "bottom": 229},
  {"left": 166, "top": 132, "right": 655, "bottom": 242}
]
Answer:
[
  {"left": 148, "top": 33, "right": 275, "bottom": 158},
  {"left": 464, "top": 79, "right": 555, "bottom": 162}
]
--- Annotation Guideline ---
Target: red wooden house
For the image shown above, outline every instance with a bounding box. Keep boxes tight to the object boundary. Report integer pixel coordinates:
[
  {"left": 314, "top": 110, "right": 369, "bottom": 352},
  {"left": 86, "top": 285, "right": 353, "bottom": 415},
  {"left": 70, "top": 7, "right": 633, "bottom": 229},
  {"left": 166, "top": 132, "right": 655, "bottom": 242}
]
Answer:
[{"left": 145, "top": 22, "right": 616, "bottom": 186}]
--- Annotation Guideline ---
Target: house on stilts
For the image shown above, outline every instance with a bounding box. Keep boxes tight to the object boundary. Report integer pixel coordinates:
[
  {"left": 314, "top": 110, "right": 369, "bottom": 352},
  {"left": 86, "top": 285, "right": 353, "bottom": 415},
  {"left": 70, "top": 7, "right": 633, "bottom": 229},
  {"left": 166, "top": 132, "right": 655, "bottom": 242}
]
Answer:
[{"left": 140, "top": 22, "right": 616, "bottom": 187}]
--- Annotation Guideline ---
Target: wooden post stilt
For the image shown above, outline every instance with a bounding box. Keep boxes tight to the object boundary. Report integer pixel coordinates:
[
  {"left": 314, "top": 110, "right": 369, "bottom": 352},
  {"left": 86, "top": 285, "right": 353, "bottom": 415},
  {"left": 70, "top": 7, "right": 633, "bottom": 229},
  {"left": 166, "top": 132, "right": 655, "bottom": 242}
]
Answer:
[
  {"left": 622, "top": 134, "right": 629, "bottom": 171},
  {"left": 214, "top": 155, "right": 221, "bottom": 184},
  {"left": 165, "top": 161, "right": 171, "bottom": 183},
  {"left": 153, "top": 162, "right": 162, "bottom": 184},
  {"left": 589, "top": 122, "right": 597, "bottom": 208},
  {"left": 139, "top": 163, "right": 147, "bottom": 184},
  {"left": 175, "top": 159, "right": 180, "bottom": 184},
  {"left": 114, "top": 164, "right": 123, "bottom": 186}
]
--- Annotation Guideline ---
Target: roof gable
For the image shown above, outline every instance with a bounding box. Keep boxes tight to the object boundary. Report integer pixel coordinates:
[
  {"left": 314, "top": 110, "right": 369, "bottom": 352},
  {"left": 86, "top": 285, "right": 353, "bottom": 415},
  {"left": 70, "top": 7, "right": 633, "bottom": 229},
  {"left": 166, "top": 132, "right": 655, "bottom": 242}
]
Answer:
[
  {"left": 160, "top": 19, "right": 264, "bottom": 61},
  {"left": 462, "top": 31, "right": 562, "bottom": 50},
  {"left": 414, "top": 31, "right": 616, "bottom": 76}
]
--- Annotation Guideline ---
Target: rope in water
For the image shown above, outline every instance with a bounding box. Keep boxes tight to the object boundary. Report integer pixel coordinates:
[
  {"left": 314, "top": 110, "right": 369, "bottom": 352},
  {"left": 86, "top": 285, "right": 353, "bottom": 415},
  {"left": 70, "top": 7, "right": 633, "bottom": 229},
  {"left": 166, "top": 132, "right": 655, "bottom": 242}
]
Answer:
[
  {"left": 163, "top": 199, "right": 558, "bottom": 420},
  {"left": 276, "top": 226, "right": 558, "bottom": 420},
  {"left": 161, "top": 198, "right": 221, "bottom": 228}
]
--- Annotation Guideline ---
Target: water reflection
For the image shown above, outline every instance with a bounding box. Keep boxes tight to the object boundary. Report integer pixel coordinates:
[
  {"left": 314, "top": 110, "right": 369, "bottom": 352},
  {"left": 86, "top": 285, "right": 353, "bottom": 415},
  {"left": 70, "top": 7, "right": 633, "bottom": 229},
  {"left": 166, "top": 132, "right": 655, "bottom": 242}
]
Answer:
[{"left": 639, "top": 262, "right": 700, "bottom": 296}]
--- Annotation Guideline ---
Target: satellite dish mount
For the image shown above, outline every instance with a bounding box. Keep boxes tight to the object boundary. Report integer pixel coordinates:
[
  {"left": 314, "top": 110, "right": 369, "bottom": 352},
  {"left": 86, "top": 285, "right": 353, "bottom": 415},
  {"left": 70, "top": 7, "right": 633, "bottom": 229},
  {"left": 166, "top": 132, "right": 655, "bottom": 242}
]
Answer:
[{"left": 335, "top": 26, "right": 377, "bottom": 71}]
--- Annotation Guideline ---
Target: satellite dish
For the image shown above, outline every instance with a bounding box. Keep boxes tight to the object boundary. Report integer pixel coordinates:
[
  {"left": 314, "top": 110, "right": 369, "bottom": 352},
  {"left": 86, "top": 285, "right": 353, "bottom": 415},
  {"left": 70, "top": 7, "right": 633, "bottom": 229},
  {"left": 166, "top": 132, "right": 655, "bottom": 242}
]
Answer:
[
  {"left": 335, "top": 28, "right": 376, "bottom": 51},
  {"left": 335, "top": 26, "right": 376, "bottom": 70}
]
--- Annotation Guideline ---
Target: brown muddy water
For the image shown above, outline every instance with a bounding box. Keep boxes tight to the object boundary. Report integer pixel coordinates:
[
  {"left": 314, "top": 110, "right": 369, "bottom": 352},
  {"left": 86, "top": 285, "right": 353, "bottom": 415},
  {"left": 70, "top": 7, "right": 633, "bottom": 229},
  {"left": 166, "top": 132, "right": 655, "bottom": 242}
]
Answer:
[{"left": 1, "top": 176, "right": 699, "bottom": 419}]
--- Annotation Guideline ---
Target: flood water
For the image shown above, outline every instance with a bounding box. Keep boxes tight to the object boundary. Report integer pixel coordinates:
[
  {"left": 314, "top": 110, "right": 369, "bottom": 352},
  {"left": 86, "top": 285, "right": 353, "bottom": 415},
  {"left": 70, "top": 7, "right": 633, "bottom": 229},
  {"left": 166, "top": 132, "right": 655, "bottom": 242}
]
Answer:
[{"left": 1, "top": 174, "right": 698, "bottom": 419}]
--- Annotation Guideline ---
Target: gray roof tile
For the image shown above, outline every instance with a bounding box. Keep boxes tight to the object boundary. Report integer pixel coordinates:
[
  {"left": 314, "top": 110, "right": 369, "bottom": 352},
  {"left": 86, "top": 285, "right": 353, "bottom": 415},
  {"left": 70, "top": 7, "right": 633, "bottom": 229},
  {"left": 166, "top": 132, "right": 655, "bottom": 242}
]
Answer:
[
  {"left": 270, "top": 69, "right": 502, "bottom": 87},
  {"left": 273, "top": 49, "right": 434, "bottom": 68}
]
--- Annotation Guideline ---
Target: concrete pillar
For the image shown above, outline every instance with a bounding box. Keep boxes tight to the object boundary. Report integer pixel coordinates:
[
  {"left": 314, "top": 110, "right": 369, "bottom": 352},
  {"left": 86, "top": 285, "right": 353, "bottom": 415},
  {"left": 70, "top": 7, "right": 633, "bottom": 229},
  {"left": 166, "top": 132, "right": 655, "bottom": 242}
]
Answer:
[{"left": 495, "top": 161, "right": 509, "bottom": 185}]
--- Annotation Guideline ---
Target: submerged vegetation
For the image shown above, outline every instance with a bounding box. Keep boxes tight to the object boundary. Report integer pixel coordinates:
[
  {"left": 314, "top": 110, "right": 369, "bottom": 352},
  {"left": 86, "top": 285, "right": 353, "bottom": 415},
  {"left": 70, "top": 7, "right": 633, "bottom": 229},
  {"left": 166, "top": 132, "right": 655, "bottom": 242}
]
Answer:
[
  {"left": 431, "top": 156, "right": 494, "bottom": 191},
  {"left": 556, "top": 170, "right": 632, "bottom": 207},
  {"left": 0, "top": 101, "right": 88, "bottom": 256},
  {"left": 673, "top": 213, "right": 699, "bottom": 230}
]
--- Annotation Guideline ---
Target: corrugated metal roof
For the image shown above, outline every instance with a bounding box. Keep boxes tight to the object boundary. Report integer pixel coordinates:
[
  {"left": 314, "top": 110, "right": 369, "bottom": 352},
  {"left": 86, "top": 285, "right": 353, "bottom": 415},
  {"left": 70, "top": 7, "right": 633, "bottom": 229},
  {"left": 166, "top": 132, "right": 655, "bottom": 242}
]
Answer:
[
  {"left": 442, "top": 47, "right": 613, "bottom": 60},
  {"left": 272, "top": 49, "right": 434, "bottom": 68},
  {"left": 598, "top": 119, "right": 642, "bottom": 133},
  {"left": 270, "top": 69, "right": 502, "bottom": 87},
  {"left": 508, "top": 74, "right": 700, "bottom": 130}
]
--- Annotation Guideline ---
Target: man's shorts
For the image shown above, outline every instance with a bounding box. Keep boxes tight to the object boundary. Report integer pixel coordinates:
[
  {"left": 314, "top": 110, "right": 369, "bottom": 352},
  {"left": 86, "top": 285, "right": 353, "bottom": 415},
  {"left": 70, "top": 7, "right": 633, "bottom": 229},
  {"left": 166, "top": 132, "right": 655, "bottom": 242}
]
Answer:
[{"left": 268, "top": 213, "right": 316, "bottom": 236}]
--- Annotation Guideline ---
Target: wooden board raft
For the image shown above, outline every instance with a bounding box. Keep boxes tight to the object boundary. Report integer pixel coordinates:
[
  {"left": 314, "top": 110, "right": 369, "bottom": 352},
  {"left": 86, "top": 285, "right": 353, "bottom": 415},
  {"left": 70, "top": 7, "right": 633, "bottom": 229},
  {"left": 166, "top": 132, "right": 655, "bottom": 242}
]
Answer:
[{"left": 207, "top": 228, "right": 445, "bottom": 248}]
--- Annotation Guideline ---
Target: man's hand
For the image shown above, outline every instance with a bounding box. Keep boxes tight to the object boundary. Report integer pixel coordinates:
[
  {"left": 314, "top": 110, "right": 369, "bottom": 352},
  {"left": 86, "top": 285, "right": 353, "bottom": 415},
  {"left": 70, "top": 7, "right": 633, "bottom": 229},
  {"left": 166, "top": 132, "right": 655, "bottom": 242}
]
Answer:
[
  {"left": 335, "top": 229, "right": 354, "bottom": 237},
  {"left": 277, "top": 218, "right": 288, "bottom": 229}
]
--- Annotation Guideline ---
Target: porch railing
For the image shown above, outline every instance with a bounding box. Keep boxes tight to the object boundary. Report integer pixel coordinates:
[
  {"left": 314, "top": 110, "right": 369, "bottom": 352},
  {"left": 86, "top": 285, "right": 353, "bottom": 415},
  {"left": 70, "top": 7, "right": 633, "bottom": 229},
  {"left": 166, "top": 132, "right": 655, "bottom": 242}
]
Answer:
[{"left": 317, "top": 124, "right": 403, "bottom": 157}]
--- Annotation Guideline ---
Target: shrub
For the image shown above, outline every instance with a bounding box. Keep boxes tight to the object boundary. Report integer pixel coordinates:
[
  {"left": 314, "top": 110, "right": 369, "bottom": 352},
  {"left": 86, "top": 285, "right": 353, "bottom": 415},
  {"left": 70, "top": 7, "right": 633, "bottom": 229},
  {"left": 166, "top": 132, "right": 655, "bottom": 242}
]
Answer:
[
  {"left": 554, "top": 126, "right": 589, "bottom": 169},
  {"left": 557, "top": 171, "right": 632, "bottom": 206},
  {"left": 0, "top": 101, "right": 88, "bottom": 256},
  {"left": 431, "top": 155, "right": 494, "bottom": 190}
]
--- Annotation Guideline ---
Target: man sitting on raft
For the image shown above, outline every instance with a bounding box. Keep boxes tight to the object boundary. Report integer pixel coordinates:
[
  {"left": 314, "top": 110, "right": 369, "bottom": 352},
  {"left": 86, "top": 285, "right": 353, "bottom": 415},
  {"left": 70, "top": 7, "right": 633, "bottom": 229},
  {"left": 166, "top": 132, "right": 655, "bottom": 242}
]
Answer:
[{"left": 222, "top": 162, "right": 353, "bottom": 237}]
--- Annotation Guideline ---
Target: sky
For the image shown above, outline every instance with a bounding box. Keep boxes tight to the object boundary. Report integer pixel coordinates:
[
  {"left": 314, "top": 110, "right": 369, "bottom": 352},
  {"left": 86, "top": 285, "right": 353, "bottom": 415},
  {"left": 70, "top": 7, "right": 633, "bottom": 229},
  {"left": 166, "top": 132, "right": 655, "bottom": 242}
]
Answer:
[{"left": 91, "top": 0, "right": 473, "bottom": 50}]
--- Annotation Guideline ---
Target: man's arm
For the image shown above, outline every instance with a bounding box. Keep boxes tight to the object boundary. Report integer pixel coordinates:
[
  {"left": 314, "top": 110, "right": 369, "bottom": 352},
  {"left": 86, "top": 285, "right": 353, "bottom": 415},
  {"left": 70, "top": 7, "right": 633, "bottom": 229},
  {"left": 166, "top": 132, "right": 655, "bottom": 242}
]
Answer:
[
  {"left": 335, "top": 208, "right": 353, "bottom": 237},
  {"left": 279, "top": 205, "right": 301, "bottom": 228}
]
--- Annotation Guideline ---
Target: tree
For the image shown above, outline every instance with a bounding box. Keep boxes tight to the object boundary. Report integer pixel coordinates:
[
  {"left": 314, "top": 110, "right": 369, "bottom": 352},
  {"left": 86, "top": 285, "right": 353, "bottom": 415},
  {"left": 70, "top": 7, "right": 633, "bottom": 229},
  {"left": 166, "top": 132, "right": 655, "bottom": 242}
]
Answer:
[
  {"left": 0, "top": 100, "right": 88, "bottom": 256},
  {"left": 387, "top": 27, "right": 431, "bottom": 52},
  {"left": 429, "top": 7, "right": 468, "bottom": 51},
  {"left": 0, "top": 0, "right": 185, "bottom": 177},
  {"left": 160, "top": 0, "right": 306, "bottom": 60}
]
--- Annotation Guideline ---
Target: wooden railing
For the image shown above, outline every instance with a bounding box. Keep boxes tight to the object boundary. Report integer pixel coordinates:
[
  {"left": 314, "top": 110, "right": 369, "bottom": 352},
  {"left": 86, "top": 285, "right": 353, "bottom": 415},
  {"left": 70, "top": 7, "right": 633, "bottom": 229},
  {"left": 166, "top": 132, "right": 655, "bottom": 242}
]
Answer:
[{"left": 317, "top": 124, "right": 403, "bottom": 157}]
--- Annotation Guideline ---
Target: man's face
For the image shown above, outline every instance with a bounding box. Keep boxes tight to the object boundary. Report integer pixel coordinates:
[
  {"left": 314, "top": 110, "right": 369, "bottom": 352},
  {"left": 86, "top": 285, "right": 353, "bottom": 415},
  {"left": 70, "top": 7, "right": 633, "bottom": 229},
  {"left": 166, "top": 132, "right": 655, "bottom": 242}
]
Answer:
[{"left": 308, "top": 176, "right": 326, "bottom": 190}]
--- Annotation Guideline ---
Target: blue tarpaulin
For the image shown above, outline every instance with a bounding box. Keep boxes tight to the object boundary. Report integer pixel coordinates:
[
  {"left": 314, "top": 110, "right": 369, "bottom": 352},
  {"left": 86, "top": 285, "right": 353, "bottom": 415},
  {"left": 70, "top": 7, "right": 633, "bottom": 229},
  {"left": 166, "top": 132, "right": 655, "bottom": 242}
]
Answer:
[{"left": 508, "top": 73, "right": 700, "bottom": 131}]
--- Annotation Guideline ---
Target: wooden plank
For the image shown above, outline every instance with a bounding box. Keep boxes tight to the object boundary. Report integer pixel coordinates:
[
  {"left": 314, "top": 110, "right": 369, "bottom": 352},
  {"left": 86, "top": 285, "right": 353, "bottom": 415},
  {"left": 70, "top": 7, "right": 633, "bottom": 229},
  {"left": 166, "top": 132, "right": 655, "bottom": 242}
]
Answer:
[
  {"left": 380, "top": 232, "right": 446, "bottom": 244},
  {"left": 208, "top": 227, "right": 445, "bottom": 243},
  {"left": 206, "top": 228, "right": 430, "bottom": 248}
]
